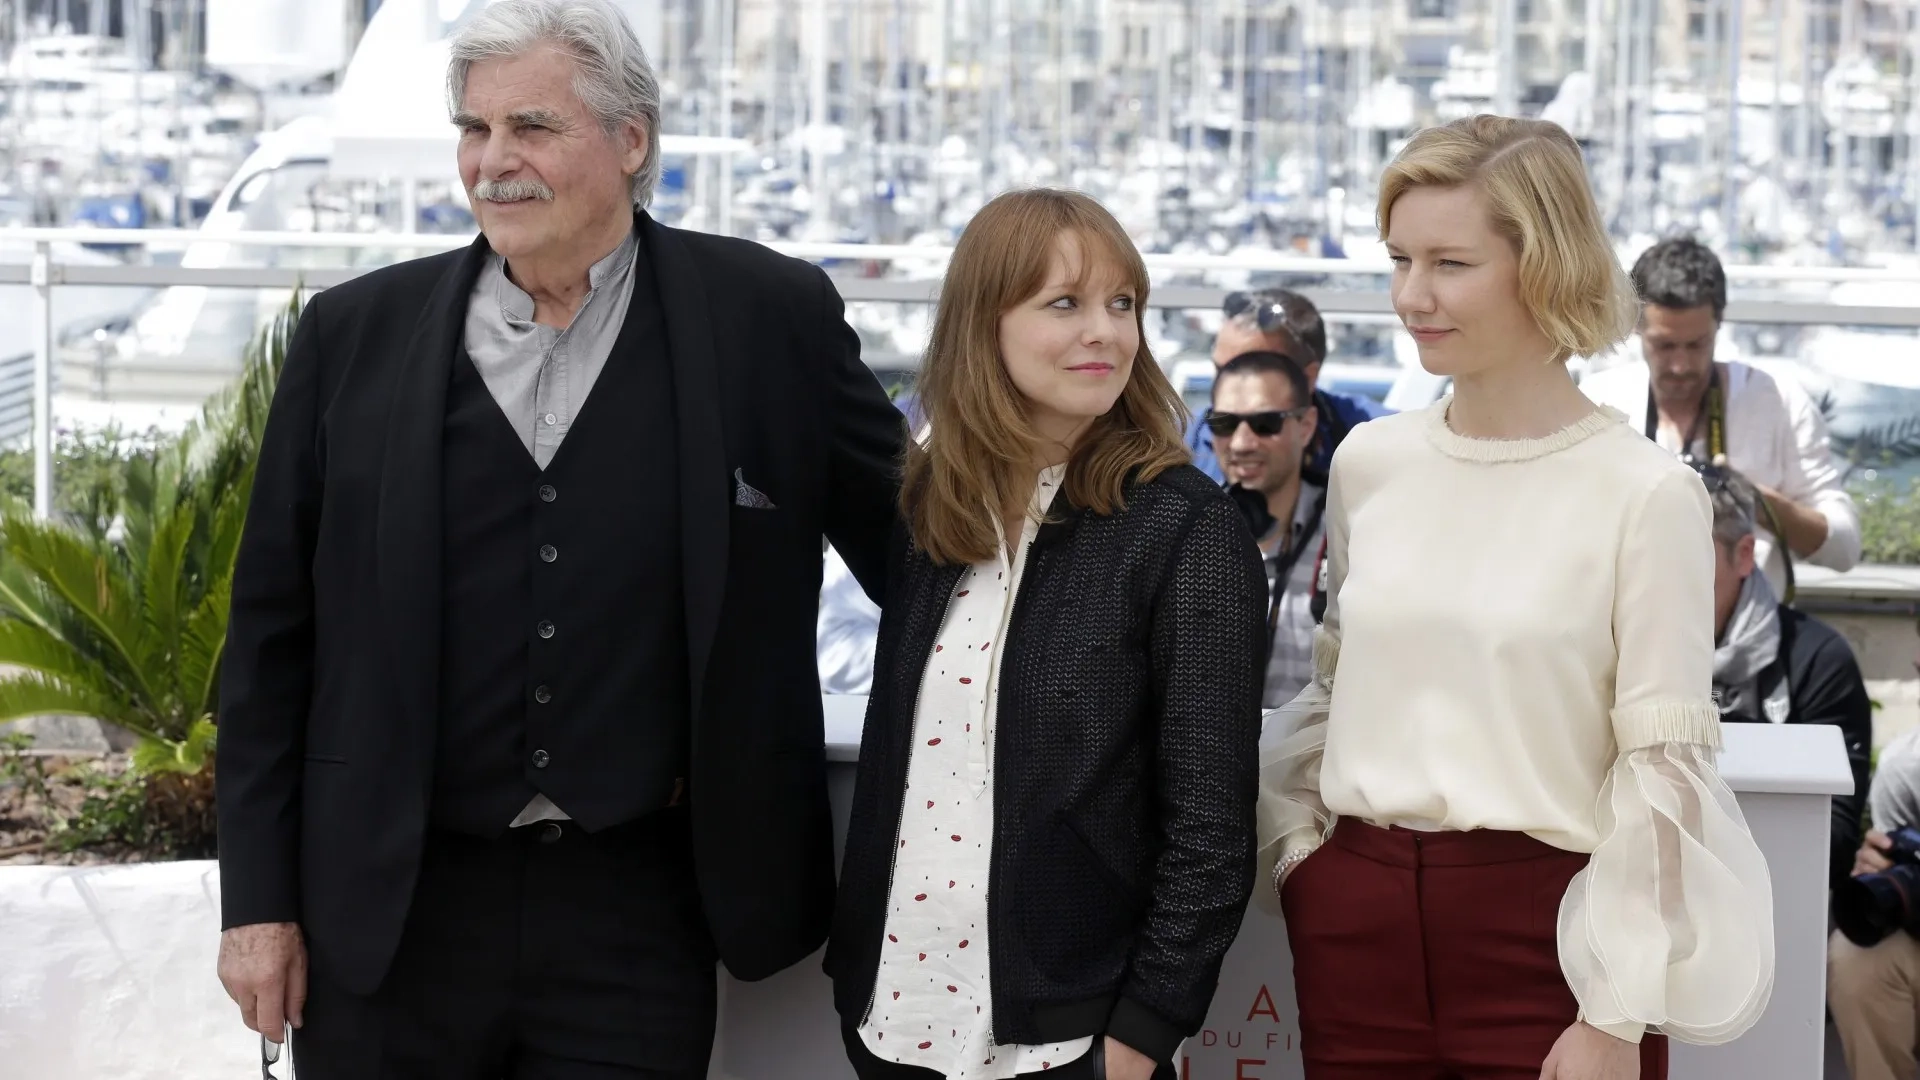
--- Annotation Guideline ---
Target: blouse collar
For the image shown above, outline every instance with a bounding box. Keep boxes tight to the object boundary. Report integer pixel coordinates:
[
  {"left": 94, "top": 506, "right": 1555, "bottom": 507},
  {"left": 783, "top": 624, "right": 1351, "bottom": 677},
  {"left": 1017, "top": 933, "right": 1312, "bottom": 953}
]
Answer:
[{"left": 1423, "top": 396, "right": 1626, "bottom": 464}]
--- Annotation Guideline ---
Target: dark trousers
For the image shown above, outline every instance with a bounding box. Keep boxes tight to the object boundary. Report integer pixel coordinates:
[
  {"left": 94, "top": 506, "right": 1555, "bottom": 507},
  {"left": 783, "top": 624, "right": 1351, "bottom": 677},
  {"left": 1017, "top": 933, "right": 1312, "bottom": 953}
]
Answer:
[
  {"left": 1283, "top": 819, "right": 1669, "bottom": 1080},
  {"left": 840, "top": 1026, "right": 1179, "bottom": 1080},
  {"left": 292, "top": 810, "right": 717, "bottom": 1080}
]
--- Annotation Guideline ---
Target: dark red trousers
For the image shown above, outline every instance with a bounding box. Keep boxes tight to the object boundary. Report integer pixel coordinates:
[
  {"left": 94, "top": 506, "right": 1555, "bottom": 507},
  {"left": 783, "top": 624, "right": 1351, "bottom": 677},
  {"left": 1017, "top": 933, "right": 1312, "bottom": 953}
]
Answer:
[{"left": 1282, "top": 819, "right": 1668, "bottom": 1080}]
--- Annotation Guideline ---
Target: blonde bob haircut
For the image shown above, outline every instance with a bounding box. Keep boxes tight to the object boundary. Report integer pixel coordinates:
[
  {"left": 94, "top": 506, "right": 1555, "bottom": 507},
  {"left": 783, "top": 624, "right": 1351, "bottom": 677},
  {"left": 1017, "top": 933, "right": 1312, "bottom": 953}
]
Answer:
[
  {"left": 1377, "top": 115, "right": 1637, "bottom": 363},
  {"left": 903, "top": 188, "right": 1189, "bottom": 567}
]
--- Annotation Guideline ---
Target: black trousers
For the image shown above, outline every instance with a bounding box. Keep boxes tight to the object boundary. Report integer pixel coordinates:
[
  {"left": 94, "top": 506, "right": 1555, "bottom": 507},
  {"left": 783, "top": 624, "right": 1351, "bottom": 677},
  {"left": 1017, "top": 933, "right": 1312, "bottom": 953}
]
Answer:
[
  {"left": 841, "top": 1026, "right": 1179, "bottom": 1080},
  {"left": 291, "top": 809, "right": 717, "bottom": 1080}
]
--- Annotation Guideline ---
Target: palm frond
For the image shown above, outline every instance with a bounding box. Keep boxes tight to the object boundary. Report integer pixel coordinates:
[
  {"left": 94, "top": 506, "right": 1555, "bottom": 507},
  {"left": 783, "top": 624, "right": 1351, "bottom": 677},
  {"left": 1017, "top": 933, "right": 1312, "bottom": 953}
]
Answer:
[
  {"left": 0, "top": 617, "right": 137, "bottom": 703},
  {"left": 130, "top": 717, "right": 216, "bottom": 776},
  {"left": 180, "top": 575, "right": 231, "bottom": 720},
  {"left": 0, "top": 552, "right": 67, "bottom": 634},
  {"left": 0, "top": 670, "right": 157, "bottom": 740},
  {"left": 0, "top": 509, "right": 161, "bottom": 709},
  {"left": 1835, "top": 415, "right": 1920, "bottom": 468},
  {"left": 138, "top": 501, "right": 196, "bottom": 713}
]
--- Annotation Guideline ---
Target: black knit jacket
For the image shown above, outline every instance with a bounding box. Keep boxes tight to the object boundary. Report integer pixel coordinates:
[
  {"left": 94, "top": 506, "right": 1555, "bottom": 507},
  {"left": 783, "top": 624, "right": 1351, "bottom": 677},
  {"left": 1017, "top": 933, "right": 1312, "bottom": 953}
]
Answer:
[{"left": 824, "top": 464, "right": 1267, "bottom": 1065}]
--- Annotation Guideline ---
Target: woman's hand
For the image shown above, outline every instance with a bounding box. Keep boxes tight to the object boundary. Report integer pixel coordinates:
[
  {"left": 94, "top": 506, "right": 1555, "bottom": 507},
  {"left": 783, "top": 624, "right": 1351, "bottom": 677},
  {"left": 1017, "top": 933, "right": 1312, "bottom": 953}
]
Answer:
[
  {"left": 1272, "top": 847, "right": 1315, "bottom": 900},
  {"left": 1539, "top": 1021, "right": 1638, "bottom": 1080},
  {"left": 1103, "top": 1035, "right": 1158, "bottom": 1080}
]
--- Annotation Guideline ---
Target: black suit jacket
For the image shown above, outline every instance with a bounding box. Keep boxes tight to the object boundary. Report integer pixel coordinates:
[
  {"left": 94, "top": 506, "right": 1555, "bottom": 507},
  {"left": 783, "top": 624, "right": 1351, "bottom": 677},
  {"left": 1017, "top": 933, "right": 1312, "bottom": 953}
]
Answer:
[{"left": 216, "top": 212, "right": 904, "bottom": 994}]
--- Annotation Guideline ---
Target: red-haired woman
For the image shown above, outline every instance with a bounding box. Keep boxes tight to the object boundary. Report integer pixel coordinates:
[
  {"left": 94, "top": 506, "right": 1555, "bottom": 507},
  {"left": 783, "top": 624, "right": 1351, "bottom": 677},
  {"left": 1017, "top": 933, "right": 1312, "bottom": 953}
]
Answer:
[{"left": 825, "top": 188, "right": 1267, "bottom": 1080}]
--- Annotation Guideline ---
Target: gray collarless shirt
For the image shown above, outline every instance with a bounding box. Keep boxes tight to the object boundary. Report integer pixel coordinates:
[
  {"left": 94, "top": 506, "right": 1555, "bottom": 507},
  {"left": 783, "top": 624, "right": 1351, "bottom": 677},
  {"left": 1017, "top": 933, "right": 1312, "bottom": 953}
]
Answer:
[
  {"left": 461, "top": 225, "right": 641, "bottom": 826},
  {"left": 464, "top": 226, "right": 640, "bottom": 469}
]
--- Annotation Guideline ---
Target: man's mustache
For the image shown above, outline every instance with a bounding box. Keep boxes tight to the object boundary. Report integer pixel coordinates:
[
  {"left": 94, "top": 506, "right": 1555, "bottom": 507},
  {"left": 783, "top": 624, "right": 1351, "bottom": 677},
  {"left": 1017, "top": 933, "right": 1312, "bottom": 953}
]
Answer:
[{"left": 471, "top": 178, "right": 556, "bottom": 203}]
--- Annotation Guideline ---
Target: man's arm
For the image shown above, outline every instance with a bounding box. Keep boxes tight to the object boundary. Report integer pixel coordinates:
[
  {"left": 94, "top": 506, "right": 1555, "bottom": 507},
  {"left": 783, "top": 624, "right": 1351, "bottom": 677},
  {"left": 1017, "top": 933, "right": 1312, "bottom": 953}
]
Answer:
[
  {"left": 1765, "top": 372, "right": 1861, "bottom": 569},
  {"left": 1755, "top": 481, "right": 1834, "bottom": 562},
  {"left": 1792, "top": 624, "right": 1874, "bottom": 889},
  {"left": 812, "top": 265, "right": 906, "bottom": 603},
  {"left": 216, "top": 296, "right": 327, "bottom": 929}
]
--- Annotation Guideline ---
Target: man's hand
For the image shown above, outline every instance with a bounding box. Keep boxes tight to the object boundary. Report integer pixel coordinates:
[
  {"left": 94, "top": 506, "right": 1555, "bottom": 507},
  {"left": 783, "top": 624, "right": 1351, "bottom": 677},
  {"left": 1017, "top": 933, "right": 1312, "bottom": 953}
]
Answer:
[
  {"left": 1855, "top": 830, "right": 1895, "bottom": 877},
  {"left": 1753, "top": 482, "right": 1830, "bottom": 560},
  {"left": 217, "top": 922, "right": 308, "bottom": 1038},
  {"left": 1539, "top": 1021, "right": 1638, "bottom": 1080},
  {"left": 1103, "top": 1036, "right": 1157, "bottom": 1080}
]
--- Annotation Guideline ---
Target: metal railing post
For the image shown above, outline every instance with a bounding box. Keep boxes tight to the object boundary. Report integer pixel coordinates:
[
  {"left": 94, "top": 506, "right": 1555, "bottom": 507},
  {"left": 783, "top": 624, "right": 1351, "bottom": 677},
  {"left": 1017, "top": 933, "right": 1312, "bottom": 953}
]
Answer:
[{"left": 29, "top": 240, "right": 54, "bottom": 520}]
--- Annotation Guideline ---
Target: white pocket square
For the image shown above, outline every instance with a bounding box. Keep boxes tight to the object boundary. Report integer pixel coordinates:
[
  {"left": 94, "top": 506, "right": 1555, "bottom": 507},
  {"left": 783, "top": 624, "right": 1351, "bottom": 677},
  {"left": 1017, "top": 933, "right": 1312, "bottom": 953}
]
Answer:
[{"left": 733, "top": 468, "right": 776, "bottom": 509}]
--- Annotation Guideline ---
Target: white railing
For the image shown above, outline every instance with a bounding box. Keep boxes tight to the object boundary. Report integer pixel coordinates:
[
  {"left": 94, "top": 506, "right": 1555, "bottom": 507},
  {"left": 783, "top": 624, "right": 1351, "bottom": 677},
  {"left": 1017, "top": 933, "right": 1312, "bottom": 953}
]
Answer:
[{"left": 6, "top": 226, "right": 1919, "bottom": 517}]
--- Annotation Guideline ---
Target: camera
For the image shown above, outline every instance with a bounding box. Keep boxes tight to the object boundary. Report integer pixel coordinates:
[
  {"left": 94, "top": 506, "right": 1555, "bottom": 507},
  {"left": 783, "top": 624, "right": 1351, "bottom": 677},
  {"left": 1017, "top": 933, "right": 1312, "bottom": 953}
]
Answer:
[{"left": 1834, "top": 827, "right": 1920, "bottom": 947}]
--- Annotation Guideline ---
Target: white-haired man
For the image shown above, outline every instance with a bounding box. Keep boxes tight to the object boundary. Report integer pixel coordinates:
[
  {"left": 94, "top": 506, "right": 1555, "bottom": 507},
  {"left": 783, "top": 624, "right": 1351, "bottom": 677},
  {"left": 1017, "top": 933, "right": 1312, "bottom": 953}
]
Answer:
[{"left": 213, "top": 2, "right": 903, "bottom": 1076}]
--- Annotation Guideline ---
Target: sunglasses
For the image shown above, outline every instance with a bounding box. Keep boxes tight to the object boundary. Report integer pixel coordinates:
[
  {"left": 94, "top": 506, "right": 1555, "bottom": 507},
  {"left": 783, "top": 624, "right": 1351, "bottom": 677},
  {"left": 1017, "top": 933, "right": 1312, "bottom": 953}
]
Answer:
[
  {"left": 1223, "top": 291, "right": 1290, "bottom": 333},
  {"left": 1204, "top": 408, "right": 1308, "bottom": 438}
]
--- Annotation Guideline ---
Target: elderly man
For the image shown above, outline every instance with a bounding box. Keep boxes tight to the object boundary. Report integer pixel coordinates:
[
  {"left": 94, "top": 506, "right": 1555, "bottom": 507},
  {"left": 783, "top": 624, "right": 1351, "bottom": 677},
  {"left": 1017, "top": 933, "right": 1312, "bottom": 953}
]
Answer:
[
  {"left": 214, "top": 2, "right": 903, "bottom": 1077},
  {"left": 1580, "top": 237, "right": 1861, "bottom": 594}
]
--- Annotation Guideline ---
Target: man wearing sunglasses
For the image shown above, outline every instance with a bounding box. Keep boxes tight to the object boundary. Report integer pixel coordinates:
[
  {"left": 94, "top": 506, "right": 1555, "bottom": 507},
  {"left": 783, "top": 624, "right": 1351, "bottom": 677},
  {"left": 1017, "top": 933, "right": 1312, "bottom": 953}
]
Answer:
[
  {"left": 1210, "top": 352, "right": 1326, "bottom": 708},
  {"left": 1187, "top": 288, "right": 1386, "bottom": 484}
]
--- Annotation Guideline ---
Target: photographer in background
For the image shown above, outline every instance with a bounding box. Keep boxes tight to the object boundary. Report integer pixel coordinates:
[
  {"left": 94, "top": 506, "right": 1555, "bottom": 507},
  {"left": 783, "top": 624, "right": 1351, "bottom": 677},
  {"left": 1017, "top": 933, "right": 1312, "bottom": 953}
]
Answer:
[
  {"left": 1581, "top": 237, "right": 1861, "bottom": 597},
  {"left": 1829, "top": 728, "right": 1920, "bottom": 1080},
  {"left": 1705, "top": 466, "right": 1870, "bottom": 886}
]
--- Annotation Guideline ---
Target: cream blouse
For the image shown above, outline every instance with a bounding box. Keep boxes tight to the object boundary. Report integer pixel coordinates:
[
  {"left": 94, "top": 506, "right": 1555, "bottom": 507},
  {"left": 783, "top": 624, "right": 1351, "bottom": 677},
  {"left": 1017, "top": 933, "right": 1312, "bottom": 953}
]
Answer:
[{"left": 1257, "top": 399, "right": 1774, "bottom": 1046}]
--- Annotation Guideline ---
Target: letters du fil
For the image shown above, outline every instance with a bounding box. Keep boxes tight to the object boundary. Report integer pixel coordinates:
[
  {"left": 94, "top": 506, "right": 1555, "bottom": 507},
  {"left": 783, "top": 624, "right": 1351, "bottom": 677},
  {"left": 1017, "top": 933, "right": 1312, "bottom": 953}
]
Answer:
[{"left": 1177, "top": 983, "right": 1300, "bottom": 1080}]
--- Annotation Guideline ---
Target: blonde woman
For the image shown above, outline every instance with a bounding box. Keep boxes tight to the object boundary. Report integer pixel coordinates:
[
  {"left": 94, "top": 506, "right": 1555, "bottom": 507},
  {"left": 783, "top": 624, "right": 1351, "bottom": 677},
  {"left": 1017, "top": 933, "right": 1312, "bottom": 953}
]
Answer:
[
  {"left": 826, "top": 189, "right": 1267, "bottom": 1080},
  {"left": 1260, "top": 116, "right": 1774, "bottom": 1080}
]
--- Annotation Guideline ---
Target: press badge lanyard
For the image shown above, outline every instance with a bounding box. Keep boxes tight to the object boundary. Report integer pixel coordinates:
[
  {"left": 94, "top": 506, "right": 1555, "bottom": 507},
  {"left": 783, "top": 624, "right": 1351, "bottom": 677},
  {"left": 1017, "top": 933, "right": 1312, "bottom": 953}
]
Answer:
[
  {"left": 1265, "top": 494, "right": 1327, "bottom": 639},
  {"left": 1308, "top": 534, "right": 1331, "bottom": 624},
  {"left": 1645, "top": 368, "right": 1726, "bottom": 468}
]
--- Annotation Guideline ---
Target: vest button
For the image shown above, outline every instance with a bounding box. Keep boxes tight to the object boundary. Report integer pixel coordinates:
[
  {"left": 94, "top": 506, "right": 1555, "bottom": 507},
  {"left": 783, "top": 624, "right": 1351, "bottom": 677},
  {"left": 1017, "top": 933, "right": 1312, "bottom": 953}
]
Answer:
[
  {"left": 534, "top": 685, "right": 552, "bottom": 704},
  {"left": 531, "top": 749, "right": 550, "bottom": 769},
  {"left": 536, "top": 620, "right": 555, "bottom": 639},
  {"left": 538, "top": 484, "right": 557, "bottom": 503},
  {"left": 539, "top": 544, "right": 558, "bottom": 563}
]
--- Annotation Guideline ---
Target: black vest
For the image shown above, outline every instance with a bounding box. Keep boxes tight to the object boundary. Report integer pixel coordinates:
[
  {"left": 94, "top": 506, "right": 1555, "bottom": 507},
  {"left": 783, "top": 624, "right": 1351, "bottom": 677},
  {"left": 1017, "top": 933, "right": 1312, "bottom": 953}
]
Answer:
[{"left": 431, "top": 251, "right": 687, "bottom": 836}]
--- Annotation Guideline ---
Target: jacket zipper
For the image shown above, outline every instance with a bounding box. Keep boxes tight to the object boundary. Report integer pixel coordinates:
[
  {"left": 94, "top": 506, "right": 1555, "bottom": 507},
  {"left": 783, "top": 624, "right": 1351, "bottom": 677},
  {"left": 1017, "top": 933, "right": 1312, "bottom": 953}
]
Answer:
[
  {"left": 861, "top": 565, "right": 964, "bottom": 1028},
  {"left": 984, "top": 535, "right": 1040, "bottom": 1044}
]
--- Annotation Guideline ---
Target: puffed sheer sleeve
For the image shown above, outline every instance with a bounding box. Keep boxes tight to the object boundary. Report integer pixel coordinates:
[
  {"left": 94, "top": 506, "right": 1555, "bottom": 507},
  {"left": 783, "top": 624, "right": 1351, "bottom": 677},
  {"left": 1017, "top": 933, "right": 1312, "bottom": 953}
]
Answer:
[
  {"left": 1558, "top": 468, "right": 1775, "bottom": 1045},
  {"left": 1253, "top": 451, "right": 1348, "bottom": 910}
]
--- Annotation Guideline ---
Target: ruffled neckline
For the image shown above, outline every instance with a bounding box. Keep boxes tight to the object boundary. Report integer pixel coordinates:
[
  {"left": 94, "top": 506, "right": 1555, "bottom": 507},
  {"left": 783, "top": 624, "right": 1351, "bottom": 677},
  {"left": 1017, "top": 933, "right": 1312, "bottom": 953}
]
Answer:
[{"left": 1423, "top": 396, "right": 1626, "bottom": 464}]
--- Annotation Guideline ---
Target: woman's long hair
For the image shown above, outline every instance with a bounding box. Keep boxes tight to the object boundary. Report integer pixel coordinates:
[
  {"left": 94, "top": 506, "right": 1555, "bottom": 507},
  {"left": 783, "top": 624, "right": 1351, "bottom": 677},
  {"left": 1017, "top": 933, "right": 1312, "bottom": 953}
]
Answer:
[{"left": 903, "top": 189, "right": 1189, "bottom": 567}]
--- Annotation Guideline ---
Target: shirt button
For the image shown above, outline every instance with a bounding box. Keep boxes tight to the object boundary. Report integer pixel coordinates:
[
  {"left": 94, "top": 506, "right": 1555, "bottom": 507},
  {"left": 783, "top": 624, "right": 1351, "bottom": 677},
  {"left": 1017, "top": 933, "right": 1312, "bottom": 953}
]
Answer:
[
  {"left": 531, "top": 749, "right": 550, "bottom": 769},
  {"left": 538, "top": 484, "right": 557, "bottom": 503},
  {"left": 539, "top": 544, "right": 557, "bottom": 563},
  {"left": 536, "top": 620, "right": 555, "bottom": 639},
  {"left": 543, "top": 413, "right": 557, "bottom": 426},
  {"left": 534, "top": 685, "right": 552, "bottom": 704}
]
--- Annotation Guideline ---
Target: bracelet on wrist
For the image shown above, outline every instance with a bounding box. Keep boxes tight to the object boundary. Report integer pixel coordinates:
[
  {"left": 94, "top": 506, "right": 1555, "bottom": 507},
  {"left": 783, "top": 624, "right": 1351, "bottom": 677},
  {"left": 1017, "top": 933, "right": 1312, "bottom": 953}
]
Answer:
[{"left": 1272, "top": 848, "right": 1314, "bottom": 896}]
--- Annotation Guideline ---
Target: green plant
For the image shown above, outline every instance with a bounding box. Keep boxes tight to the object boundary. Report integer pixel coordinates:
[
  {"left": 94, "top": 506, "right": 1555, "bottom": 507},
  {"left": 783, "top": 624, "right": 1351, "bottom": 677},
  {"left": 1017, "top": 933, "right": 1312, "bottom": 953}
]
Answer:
[
  {"left": 0, "top": 425, "right": 164, "bottom": 529},
  {"left": 46, "top": 760, "right": 157, "bottom": 854},
  {"left": 0, "top": 729, "right": 51, "bottom": 807},
  {"left": 0, "top": 292, "right": 304, "bottom": 857},
  {"left": 1853, "top": 476, "right": 1920, "bottom": 566}
]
